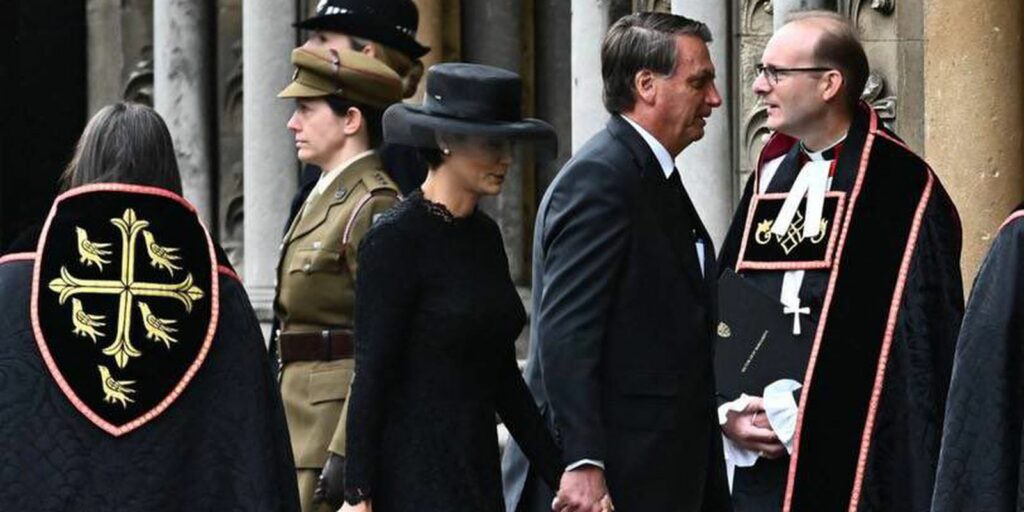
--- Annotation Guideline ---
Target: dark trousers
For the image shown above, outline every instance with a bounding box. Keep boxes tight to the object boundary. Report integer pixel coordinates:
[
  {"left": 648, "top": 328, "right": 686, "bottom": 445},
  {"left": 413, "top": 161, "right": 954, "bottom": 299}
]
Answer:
[{"left": 731, "top": 456, "right": 788, "bottom": 512}]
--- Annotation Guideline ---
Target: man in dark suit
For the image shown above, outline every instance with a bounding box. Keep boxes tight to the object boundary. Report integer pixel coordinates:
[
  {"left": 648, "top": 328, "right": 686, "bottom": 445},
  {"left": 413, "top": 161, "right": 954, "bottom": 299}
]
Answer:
[{"left": 503, "top": 11, "right": 731, "bottom": 512}]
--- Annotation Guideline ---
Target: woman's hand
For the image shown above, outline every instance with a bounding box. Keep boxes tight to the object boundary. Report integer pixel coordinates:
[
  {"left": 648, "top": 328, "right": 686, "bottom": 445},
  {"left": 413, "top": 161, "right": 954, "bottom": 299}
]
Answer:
[{"left": 338, "top": 500, "right": 371, "bottom": 512}]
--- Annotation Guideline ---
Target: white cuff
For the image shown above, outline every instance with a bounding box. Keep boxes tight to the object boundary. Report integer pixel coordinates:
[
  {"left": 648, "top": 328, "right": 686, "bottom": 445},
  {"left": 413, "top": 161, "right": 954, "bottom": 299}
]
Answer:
[
  {"left": 763, "top": 379, "right": 802, "bottom": 454},
  {"left": 566, "top": 459, "right": 605, "bottom": 471}
]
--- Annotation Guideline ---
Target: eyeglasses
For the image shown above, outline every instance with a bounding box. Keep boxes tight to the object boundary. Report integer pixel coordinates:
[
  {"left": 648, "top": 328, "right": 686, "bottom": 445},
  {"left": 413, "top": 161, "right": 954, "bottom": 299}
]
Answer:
[{"left": 755, "top": 64, "right": 833, "bottom": 85}]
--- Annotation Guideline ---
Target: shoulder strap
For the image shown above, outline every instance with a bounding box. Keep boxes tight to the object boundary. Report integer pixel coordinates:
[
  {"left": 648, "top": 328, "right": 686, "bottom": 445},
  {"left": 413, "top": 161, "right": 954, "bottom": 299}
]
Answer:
[{"left": 342, "top": 171, "right": 401, "bottom": 246}]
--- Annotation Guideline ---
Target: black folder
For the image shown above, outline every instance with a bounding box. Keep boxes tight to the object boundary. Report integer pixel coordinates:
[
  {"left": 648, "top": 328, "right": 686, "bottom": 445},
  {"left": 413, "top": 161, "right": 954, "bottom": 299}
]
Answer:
[{"left": 714, "top": 269, "right": 814, "bottom": 400}]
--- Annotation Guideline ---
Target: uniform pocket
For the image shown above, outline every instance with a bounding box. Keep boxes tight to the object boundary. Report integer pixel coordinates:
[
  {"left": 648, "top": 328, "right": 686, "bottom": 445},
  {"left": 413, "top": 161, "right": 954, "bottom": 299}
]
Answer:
[
  {"left": 287, "top": 248, "right": 343, "bottom": 275},
  {"left": 308, "top": 367, "right": 354, "bottom": 404}
]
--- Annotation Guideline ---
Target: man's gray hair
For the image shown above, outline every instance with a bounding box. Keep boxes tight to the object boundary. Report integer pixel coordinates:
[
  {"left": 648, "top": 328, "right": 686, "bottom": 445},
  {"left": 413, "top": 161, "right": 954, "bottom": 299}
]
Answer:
[{"left": 601, "top": 12, "right": 712, "bottom": 114}]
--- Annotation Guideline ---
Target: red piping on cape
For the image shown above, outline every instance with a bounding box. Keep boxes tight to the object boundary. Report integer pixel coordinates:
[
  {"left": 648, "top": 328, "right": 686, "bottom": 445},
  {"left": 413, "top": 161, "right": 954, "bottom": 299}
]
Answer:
[
  {"left": 30, "top": 183, "right": 220, "bottom": 437},
  {"left": 847, "top": 147, "right": 935, "bottom": 511},
  {"left": 218, "top": 264, "right": 241, "bottom": 283},
  {"left": 998, "top": 210, "right": 1024, "bottom": 232},
  {"left": 782, "top": 108, "right": 878, "bottom": 512},
  {"left": 0, "top": 252, "right": 36, "bottom": 265}
]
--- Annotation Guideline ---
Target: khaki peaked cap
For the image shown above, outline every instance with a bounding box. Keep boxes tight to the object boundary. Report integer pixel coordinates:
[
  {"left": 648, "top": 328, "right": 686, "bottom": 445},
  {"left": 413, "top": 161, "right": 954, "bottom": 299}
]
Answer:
[{"left": 278, "top": 47, "right": 403, "bottom": 108}]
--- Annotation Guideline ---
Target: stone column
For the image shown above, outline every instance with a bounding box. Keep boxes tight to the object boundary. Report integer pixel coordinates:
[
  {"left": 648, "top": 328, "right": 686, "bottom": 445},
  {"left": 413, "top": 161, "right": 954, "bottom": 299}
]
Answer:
[
  {"left": 773, "top": 0, "right": 836, "bottom": 29},
  {"left": 461, "top": 0, "right": 527, "bottom": 283},
  {"left": 412, "top": 0, "right": 444, "bottom": 102},
  {"left": 243, "top": 0, "right": 298, "bottom": 331},
  {"left": 925, "top": 0, "right": 1024, "bottom": 286},
  {"left": 672, "top": 0, "right": 734, "bottom": 247},
  {"left": 571, "top": 0, "right": 612, "bottom": 152},
  {"left": 86, "top": 0, "right": 124, "bottom": 115},
  {"left": 153, "top": 0, "right": 214, "bottom": 226},
  {"left": 535, "top": 0, "right": 573, "bottom": 190}
]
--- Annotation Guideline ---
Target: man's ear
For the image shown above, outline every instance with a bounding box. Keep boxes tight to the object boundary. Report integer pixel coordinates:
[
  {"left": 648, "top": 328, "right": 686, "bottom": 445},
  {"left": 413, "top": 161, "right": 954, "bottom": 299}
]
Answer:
[
  {"left": 821, "top": 70, "right": 846, "bottom": 104},
  {"left": 634, "top": 69, "right": 658, "bottom": 106},
  {"left": 361, "top": 43, "right": 376, "bottom": 58}
]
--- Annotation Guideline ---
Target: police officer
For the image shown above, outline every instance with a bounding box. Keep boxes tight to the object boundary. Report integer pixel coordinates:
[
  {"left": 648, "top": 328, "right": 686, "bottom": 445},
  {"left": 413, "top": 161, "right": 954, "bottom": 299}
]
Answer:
[{"left": 274, "top": 47, "right": 403, "bottom": 512}]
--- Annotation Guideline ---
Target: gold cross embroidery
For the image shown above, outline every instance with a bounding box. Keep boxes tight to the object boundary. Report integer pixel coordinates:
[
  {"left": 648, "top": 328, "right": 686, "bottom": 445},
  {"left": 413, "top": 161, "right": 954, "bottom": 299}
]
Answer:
[{"left": 48, "top": 208, "right": 204, "bottom": 369}]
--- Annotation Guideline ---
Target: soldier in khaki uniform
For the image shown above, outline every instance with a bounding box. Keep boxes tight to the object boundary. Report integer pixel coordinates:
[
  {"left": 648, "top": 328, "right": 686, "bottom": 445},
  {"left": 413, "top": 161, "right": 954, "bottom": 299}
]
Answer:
[{"left": 274, "top": 47, "right": 403, "bottom": 512}]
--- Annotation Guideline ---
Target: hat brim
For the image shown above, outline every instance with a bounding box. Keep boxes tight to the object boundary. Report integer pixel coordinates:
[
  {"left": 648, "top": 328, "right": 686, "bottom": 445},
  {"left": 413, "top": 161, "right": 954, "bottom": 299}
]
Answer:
[
  {"left": 277, "top": 81, "right": 330, "bottom": 99},
  {"left": 294, "top": 14, "right": 431, "bottom": 59},
  {"left": 383, "top": 103, "right": 558, "bottom": 156}
]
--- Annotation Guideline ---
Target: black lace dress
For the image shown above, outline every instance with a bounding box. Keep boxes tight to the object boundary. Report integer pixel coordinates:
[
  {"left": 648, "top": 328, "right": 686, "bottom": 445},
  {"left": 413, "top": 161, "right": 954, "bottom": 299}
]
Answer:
[{"left": 343, "top": 191, "right": 563, "bottom": 512}]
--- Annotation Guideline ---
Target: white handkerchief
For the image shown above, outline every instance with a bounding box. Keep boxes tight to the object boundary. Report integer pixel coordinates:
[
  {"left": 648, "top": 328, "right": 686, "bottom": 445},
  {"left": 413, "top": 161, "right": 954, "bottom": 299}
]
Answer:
[{"left": 718, "top": 395, "right": 760, "bottom": 491}]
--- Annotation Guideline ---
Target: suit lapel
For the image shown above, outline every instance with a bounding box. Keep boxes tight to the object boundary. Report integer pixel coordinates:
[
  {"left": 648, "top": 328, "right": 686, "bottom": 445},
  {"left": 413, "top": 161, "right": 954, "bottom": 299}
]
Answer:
[{"left": 607, "top": 116, "right": 708, "bottom": 294}]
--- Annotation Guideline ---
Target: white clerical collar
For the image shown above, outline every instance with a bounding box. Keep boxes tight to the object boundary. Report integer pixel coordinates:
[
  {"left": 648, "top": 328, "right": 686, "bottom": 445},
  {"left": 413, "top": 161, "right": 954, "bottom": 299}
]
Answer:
[
  {"left": 800, "top": 134, "right": 847, "bottom": 162},
  {"left": 311, "top": 149, "right": 376, "bottom": 198},
  {"left": 622, "top": 115, "right": 676, "bottom": 179}
]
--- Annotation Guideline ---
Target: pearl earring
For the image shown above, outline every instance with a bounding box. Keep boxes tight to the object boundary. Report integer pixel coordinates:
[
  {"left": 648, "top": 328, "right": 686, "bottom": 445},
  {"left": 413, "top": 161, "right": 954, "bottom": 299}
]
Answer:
[{"left": 442, "top": 147, "right": 451, "bottom": 156}]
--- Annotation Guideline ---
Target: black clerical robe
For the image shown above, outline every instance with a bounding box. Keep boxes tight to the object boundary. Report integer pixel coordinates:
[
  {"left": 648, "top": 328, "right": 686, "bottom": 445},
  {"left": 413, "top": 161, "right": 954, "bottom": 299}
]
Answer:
[
  {"left": 718, "top": 103, "right": 964, "bottom": 512},
  {"left": 931, "top": 203, "right": 1024, "bottom": 512},
  {"left": 0, "top": 185, "right": 299, "bottom": 511}
]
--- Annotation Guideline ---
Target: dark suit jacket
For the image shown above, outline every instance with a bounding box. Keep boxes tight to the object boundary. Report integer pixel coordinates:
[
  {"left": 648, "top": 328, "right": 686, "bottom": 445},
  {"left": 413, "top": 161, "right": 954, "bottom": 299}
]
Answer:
[{"left": 502, "top": 115, "right": 731, "bottom": 512}]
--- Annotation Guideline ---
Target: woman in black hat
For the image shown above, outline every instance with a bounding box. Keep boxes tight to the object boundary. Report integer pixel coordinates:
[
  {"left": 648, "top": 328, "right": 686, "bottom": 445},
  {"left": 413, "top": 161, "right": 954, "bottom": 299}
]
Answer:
[{"left": 340, "top": 64, "right": 604, "bottom": 512}]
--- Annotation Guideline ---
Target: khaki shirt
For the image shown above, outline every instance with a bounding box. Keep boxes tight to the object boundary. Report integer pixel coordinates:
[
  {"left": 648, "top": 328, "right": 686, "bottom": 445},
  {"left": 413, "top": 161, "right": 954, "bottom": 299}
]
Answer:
[{"left": 275, "top": 151, "right": 399, "bottom": 469}]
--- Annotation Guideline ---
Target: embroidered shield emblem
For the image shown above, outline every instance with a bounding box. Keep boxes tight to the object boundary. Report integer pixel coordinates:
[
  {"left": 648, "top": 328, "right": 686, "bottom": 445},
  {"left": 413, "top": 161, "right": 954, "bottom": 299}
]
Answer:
[
  {"left": 736, "top": 192, "right": 847, "bottom": 271},
  {"left": 32, "top": 185, "right": 218, "bottom": 436}
]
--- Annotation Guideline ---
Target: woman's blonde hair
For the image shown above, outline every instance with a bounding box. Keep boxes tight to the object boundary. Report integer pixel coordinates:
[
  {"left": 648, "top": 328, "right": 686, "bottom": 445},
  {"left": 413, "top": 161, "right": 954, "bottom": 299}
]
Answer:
[{"left": 353, "top": 37, "right": 425, "bottom": 99}]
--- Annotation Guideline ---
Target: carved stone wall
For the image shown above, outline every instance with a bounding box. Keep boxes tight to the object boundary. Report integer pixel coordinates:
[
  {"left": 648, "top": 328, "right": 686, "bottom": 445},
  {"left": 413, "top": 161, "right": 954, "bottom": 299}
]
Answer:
[
  {"left": 216, "top": 0, "right": 244, "bottom": 271},
  {"left": 736, "top": 0, "right": 775, "bottom": 198},
  {"left": 841, "top": 0, "right": 924, "bottom": 150},
  {"left": 87, "top": 0, "right": 246, "bottom": 272},
  {"left": 87, "top": 0, "right": 154, "bottom": 114}
]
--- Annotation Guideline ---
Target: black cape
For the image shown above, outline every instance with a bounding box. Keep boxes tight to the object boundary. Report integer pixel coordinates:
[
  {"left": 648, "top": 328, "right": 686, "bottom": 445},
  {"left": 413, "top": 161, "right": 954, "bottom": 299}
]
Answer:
[
  {"left": 719, "top": 104, "right": 964, "bottom": 512},
  {"left": 0, "top": 185, "right": 299, "bottom": 511},
  {"left": 932, "top": 203, "right": 1024, "bottom": 512}
]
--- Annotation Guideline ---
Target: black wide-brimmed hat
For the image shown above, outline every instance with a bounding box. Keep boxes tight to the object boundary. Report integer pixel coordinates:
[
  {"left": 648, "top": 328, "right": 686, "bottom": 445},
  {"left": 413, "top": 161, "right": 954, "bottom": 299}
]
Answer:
[
  {"left": 295, "top": 0, "right": 430, "bottom": 60},
  {"left": 383, "top": 63, "right": 557, "bottom": 153}
]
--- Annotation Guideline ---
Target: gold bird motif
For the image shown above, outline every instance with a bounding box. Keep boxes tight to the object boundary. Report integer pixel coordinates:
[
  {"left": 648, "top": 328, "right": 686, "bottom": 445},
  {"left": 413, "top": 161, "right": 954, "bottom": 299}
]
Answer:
[
  {"left": 142, "top": 230, "right": 182, "bottom": 275},
  {"left": 98, "top": 365, "right": 136, "bottom": 408},
  {"left": 70, "top": 298, "right": 106, "bottom": 342},
  {"left": 137, "top": 301, "right": 178, "bottom": 348},
  {"left": 75, "top": 227, "right": 112, "bottom": 271}
]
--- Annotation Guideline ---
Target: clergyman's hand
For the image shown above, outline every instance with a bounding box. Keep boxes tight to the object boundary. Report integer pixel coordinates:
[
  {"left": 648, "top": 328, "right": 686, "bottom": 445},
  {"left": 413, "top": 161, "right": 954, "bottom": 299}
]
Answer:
[
  {"left": 552, "top": 466, "right": 609, "bottom": 512},
  {"left": 721, "top": 397, "right": 786, "bottom": 459}
]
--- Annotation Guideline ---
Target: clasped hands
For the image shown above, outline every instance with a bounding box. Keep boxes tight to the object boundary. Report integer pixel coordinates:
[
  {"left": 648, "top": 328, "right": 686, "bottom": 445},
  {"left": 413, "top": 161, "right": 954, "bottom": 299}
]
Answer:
[
  {"left": 333, "top": 458, "right": 616, "bottom": 512},
  {"left": 335, "top": 466, "right": 613, "bottom": 512},
  {"left": 551, "top": 466, "right": 615, "bottom": 512},
  {"left": 721, "top": 396, "right": 785, "bottom": 459}
]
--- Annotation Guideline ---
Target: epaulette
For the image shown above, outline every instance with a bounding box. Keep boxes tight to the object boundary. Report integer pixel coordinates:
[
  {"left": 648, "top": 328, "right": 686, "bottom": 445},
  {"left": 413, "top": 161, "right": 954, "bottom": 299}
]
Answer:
[{"left": 359, "top": 170, "right": 400, "bottom": 196}]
